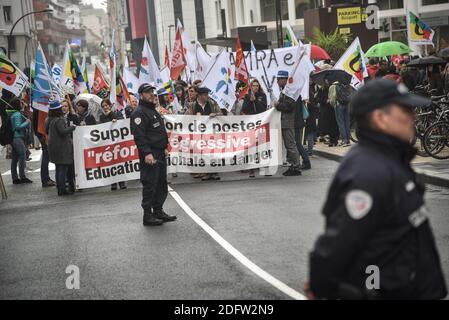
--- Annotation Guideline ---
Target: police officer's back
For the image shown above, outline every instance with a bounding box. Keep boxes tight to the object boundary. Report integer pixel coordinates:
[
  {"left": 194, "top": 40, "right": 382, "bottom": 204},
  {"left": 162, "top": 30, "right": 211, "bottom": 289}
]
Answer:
[
  {"left": 307, "top": 79, "right": 447, "bottom": 300},
  {"left": 130, "top": 84, "right": 177, "bottom": 226}
]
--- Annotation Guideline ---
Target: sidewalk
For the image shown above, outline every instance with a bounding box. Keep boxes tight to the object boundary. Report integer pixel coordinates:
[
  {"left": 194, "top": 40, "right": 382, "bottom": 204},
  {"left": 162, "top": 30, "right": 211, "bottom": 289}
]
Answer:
[{"left": 314, "top": 143, "right": 449, "bottom": 188}]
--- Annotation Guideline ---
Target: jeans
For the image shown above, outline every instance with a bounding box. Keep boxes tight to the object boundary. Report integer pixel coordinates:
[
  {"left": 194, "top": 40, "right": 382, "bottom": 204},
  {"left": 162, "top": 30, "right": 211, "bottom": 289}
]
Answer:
[
  {"left": 306, "top": 131, "right": 316, "bottom": 155},
  {"left": 67, "top": 164, "right": 75, "bottom": 191},
  {"left": 11, "top": 138, "right": 26, "bottom": 181},
  {"left": 282, "top": 128, "right": 301, "bottom": 167},
  {"left": 335, "top": 104, "right": 351, "bottom": 144},
  {"left": 55, "top": 164, "right": 70, "bottom": 193},
  {"left": 37, "top": 136, "right": 51, "bottom": 184},
  {"left": 294, "top": 127, "right": 311, "bottom": 166}
]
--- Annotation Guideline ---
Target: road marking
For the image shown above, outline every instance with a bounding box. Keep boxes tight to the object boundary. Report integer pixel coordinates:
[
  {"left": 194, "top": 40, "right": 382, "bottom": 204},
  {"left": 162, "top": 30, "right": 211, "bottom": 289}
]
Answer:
[
  {"left": 168, "top": 186, "right": 307, "bottom": 300},
  {"left": 1, "top": 164, "right": 55, "bottom": 176}
]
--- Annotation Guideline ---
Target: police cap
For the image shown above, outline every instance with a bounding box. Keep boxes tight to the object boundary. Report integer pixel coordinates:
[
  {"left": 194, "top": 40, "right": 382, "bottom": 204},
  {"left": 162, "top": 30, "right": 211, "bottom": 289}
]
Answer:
[
  {"left": 138, "top": 83, "right": 156, "bottom": 94},
  {"left": 350, "top": 79, "right": 430, "bottom": 117}
]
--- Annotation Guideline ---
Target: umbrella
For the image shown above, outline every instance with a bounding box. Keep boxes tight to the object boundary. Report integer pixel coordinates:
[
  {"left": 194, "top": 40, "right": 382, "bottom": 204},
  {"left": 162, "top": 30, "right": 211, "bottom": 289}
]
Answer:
[
  {"left": 407, "top": 56, "right": 446, "bottom": 67},
  {"left": 311, "top": 69, "right": 352, "bottom": 87},
  {"left": 438, "top": 47, "right": 449, "bottom": 58},
  {"left": 311, "top": 45, "right": 331, "bottom": 61},
  {"left": 365, "top": 41, "right": 412, "bottom": 58},
  {"left": 75, "top": 93, "right": 103, "bottom": 122}
]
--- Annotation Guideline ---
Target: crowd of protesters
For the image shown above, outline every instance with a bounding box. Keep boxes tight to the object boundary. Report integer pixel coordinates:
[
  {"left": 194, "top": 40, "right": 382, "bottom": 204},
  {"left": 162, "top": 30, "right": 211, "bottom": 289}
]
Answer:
[{"left": 2, "top": 51, "right": 449, "bottom": 195}]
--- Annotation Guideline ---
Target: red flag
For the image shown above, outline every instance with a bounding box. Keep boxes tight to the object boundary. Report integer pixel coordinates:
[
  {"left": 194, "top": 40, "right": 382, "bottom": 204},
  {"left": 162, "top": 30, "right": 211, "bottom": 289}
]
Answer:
[
  {"left": 170, "top": 26, "right": 186, "bottom": 80},
  {"left": 92, "top": 64, "right": 110, "bottom": 99},
  {"left": 234, "top": 37, "right": 250, "bottom": 99},
  {"left": 165, "top": 45, "right": 171, "bottom": 68}
]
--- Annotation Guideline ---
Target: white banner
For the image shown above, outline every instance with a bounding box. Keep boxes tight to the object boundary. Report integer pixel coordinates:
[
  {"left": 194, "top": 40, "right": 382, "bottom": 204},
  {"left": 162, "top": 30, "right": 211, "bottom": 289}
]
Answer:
[
  {"left": 164, "top": 109, "right": 282, "bottom": 173},
  {"left": 73, "top": 119, "right": 140, "bottom": 189},
  {"left": 73, "top": 110, "right": 282, "bottom": 188}
]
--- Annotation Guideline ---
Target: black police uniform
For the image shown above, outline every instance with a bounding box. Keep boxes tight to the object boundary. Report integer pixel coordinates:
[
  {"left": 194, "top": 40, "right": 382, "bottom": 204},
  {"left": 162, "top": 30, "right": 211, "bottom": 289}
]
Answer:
[
  {"left": 130, "top": 97, "right": 171, "bottom": 223},
  {"left": 309, "top": 80, "right": 447, "bottom": 300}
]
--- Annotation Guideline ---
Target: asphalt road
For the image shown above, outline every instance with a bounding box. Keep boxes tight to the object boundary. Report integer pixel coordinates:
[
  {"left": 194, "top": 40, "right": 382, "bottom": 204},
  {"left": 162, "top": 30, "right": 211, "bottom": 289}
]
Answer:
[{"left": 1, "top": 150, "right": 448, "bottom": 300}]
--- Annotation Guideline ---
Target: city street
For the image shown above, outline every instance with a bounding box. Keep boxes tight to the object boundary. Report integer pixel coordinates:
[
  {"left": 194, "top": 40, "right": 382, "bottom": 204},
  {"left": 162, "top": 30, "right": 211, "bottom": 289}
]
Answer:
[{"left": 1, "top": 150, "right": 448, "bottom": 300}]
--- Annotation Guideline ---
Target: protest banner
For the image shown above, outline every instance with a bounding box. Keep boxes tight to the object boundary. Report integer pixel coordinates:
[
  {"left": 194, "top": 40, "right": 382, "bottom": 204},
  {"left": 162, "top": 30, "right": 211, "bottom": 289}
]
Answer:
[
  {"left": 73, "top": 110, "right": 282, "bottom": 188},
  {"left": 73, "top": 119, "right": 140, "bottom": 189},
  {"left": 0, "top": 52, "right": 28, "bottom": 97},
  {"left": 164, "top": 109, "right": 282, "bottom": 174}
]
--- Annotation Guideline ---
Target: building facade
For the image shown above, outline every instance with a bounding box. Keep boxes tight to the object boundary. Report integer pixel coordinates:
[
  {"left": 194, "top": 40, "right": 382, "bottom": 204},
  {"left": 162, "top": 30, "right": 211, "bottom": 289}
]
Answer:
[
  {"left": 33, "top": 0, "right": 86, "bottom": 65},
  {"left": 0, "top": 0, "right": 37, "bottom": 70}
]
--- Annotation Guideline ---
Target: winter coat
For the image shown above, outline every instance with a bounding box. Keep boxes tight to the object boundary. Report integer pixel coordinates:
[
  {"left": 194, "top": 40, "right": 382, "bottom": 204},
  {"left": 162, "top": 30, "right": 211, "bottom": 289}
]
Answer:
[
  {"left": 10, "top": 111, "right": 29, "bottom": 139},
  {"left": 242, "top": 91, "right": 267, "bottom": 115},
  {"left": 45, "top": 117, "right": 76, "bottom": 165}
]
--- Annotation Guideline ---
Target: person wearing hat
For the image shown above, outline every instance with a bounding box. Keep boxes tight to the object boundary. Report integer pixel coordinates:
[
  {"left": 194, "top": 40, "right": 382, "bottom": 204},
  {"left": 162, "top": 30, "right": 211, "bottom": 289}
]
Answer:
[
  {"left": 193, "top": 87, "right": 222, "bottom": 181},
  {"left": 274, "top": 70, "right": 302, "bottom": 176},
  {"left": 130, "top": 83, "right": 177, "bottom": 226},
  {"left": 45, "top": 101, "right": 77, "bottom": 196},
  {"left": 307, "top": 79, "right": 447, "bottom": 300}
]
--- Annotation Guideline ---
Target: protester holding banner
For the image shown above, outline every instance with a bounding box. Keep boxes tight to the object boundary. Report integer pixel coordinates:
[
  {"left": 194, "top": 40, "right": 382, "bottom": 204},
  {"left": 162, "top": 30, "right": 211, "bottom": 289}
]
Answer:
[
  {"left": 124, "top": 93, "right": 139, "bottom": 119},
  {"left": 76, "top": 100, "right": 97, "bottom": 126},
  {"left": 241, "top": 79, "right": 267, "bottom": 116},
  {"left": 45, "top": 101, "right": 77, "bottom": 196},
  {"left": 274, "top": 71, "right": 302, "bottom": 177},
  {"left": 9, "top": 98, "right": 33, "bottom": 185},
  {"left": 193, "top": 87, "right": 222, "bottom": 181}
]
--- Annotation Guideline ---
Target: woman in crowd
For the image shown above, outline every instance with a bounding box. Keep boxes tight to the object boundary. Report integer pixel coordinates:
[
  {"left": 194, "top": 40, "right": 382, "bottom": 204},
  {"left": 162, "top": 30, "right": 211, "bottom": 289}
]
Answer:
[
  {"left": 100, "top": 99, "right": 127, "bottom": 191},
  {"left": 241, "top": 79, "right": 268, "bottom": 178},
  {"left": 76, "top": 99, "right": 97, "bottom": 126},
  {"left": 61, "top": 99, "right": 80, "bottom": 127},
  {"left": 9, "top": 98, "right": 32, "bottom": 184},
  {"left": 45, "top": 101, "right": 76, "bottom": 196},
  {"left": 241, "top": 79, "right": 267, "bottom": 115},
  {"left": 175, "top": 85, "right": 188, "bottom": 113}
]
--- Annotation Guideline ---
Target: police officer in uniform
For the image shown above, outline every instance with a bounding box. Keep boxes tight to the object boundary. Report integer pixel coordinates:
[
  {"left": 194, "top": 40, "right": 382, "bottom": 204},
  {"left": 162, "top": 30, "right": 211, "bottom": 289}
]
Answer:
[
  {"left": 131, "top": 83, "right": 177, "bottom": 226},
  {"left": 306, "top": 79, "right": 447, "bottom": 299}
]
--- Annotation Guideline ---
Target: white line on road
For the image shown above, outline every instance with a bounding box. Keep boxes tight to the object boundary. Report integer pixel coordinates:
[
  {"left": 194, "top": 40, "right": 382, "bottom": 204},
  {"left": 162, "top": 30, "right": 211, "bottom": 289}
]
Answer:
[{"left": 168, "top": 186, "right": 307, "bottom": 300}]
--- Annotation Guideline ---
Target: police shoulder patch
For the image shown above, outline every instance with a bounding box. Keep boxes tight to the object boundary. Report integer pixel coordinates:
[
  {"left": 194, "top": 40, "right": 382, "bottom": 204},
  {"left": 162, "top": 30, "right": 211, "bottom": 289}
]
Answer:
[
  {"left": 345, "top": 190, "right": 373, "bottom": 220},
  {"left": 134, "top": 117, "right": 142, "bottom": 125}
]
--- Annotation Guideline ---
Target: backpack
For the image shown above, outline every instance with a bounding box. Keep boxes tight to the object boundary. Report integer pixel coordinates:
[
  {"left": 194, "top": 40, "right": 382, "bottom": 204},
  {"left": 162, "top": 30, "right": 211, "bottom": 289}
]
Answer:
[
  {"left": 0, "top": 109, "right": 14, "bottom": 146},
  {"left": 336, "top": 83, "right": 351, "bottom": 106}
]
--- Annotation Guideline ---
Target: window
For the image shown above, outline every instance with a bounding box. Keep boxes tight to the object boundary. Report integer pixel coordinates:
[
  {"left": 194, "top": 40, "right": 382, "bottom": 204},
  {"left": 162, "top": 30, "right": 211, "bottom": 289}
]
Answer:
[
  {"left": 3, "top": 6, "right": 12, "bottom": 23},
  {"left": 295, "top": 0, "right": 319, "bottom": 19},
  {"left": 215, "top": 1, "right": 222, "bottom": 29},
  {"left": 173, "top": 0, "right": 183, "bottom": 26},
  {"left": 377, "top": 0, "right": 404, "bottom": 10},
  {"left": 194, "top": 0, "right": 205, "bottom": 40},
  {"left": 8, "top": 36, "right": 16, "bottom": 52},
  {"left": 260, "top": 0, "right": 288, "bottom": 22},
  {"left": 422, "top": 0, "right": 448, "bottom": 5}
]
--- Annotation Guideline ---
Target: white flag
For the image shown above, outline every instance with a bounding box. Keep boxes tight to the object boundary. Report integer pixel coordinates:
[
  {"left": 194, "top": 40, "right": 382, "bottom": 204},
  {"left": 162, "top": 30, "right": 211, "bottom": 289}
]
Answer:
[
  {"left": 194, "top": 41, "right": 214, "bottom": 81},
  {"left": 139, "top": 36, "right": 163, "bottom": 88},
  {"left": 282, "top": 46, "right": 315, "bottom": 101},
  {"left": 202, "top": 51, "right": 236, "bottom": 111},
  {"left": 178, "top": 19, "right": 196, "bottom": 81},
  {"left": 123, "top": 57, "right": 139, "bottom": 95},
  {"left": 334, "top": 37, "right": 368, "bottom": 90}
]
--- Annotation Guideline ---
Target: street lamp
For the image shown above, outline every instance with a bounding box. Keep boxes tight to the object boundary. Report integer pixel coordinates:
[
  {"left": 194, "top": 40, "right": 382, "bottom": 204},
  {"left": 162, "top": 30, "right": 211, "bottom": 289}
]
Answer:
[
  {"left": 168, "top": 24, "right": 175, "bottom": 51},
  {"left": 7, "top": 9, "right": 54, "bottom": 59}
]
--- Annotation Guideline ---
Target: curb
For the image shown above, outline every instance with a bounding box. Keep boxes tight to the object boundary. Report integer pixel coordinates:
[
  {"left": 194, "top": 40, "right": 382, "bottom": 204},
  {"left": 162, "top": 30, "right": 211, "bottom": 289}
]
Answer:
[{"left": 314, "top": 149, "right": 449, "bottom": 189}]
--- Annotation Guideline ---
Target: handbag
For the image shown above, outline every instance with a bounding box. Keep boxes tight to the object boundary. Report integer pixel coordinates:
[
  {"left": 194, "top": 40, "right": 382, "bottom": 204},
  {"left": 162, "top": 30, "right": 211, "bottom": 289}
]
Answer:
[{"left": 302, "top": 104, "right": 310, "bottom": 120}]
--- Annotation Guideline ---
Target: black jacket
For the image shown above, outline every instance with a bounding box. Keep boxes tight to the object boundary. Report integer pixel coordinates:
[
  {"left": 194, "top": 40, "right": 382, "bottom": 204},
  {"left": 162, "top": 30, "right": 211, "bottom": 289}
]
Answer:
[
  {"left": 242, "top": 91, "right": 267, "bottom": 115},
  {"left": 130, "top": 99, "right": 168, "bottom": 157},
  {"left": 310, "top": 128, "right": 447, "bottom": 300},
  {"left": 99, "top": 110, "right": 123, "bottom": 124}
]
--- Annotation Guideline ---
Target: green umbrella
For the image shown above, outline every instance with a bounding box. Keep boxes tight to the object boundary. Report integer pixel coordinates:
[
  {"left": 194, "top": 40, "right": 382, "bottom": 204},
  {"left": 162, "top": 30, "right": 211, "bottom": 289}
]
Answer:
[{"left": 365, "top": 41, "right": 412, "bottom": 58}]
